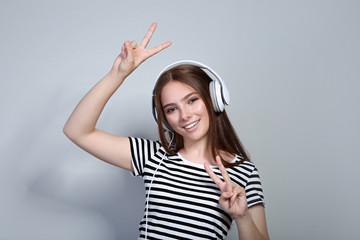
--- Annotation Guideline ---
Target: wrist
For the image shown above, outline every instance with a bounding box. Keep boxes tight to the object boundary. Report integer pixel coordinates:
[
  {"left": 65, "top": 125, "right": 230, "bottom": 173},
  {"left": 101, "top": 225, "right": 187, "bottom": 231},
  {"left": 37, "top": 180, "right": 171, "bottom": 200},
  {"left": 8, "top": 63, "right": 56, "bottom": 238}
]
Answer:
[
  {"left": 107, "top": 69, "right": 127, "bottom": 84},
  {"left": 233, "top": 209, "right": 251, "bottom": 222}
]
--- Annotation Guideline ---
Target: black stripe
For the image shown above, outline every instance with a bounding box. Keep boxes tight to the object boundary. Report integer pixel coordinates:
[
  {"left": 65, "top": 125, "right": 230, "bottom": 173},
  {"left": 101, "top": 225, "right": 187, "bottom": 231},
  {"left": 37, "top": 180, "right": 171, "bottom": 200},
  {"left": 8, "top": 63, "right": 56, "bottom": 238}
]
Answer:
[
  {"left": 246, "top": 187, "right": 264, "bottom": 194},
  {"left": 150, "top": 214, "right": 223, "bottom": 239},
  {"left": 247, "top": 198, "right": 265, "bottom": 206},
  {"left": 144, "top": 162, "right": 217, "bottom": 185},
  {"left": 229, "top": 165, "right": 252, "bottom": 178},
  {"left": 141, "top": 221, "right": 217, "bottom": 240},
  {"left": 147, "top": 186, "right": 219, "bottom": 204},
  {"left": 144, "top": 208, "right": 228, "bottom": 236},
  {"left": 246, "top": 180, "right": 262, "bottom": 186},
  {"left": 139, "top": 227, "right": 194, "bottom": 240},
  {"left": 143, "top": 172, "right": 220, "bottom": 192},
  {"left": 247, "top": 192, "right": 264, "bottom": 201},
  {"left": 145, "top": 178, "right": 220, "bottom": 196},
  {"left": 149, "top": 196, "right": 232, "bottom": 224},
  {"left": 138, "top": 232, "right": 162, "bottom": 240}
]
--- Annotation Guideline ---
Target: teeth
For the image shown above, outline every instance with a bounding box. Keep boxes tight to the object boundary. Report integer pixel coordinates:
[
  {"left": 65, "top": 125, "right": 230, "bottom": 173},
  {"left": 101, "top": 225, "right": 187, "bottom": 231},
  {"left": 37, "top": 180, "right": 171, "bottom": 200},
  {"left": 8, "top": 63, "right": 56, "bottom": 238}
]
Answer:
[{"left": 185, "top": 121, "right": 199, "bottom": 129}]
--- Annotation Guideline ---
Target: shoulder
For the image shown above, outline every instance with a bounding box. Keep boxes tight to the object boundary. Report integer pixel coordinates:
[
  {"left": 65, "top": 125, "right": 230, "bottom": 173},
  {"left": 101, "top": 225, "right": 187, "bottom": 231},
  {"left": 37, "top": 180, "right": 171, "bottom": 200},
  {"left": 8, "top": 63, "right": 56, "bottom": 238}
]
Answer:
[
  {"left": 235, "top": 158, "right": 260, "bottom": 178},
  {"left": 228, "top": 158, "right": 261, "bottom": 184},
  {"left": 128, "top": 136, "right": 162, "bottom": 150},
  {"left": 128, "top": 136, "right": 166, "bottom": 160},
  {"left": 129, "top": 137, "right": 167, "bottom": 176}
]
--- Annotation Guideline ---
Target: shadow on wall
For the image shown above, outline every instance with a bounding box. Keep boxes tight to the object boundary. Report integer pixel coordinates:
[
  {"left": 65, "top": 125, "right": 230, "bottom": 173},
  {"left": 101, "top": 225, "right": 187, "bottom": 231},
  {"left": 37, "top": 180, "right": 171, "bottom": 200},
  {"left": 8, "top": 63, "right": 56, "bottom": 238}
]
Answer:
[{"left": 24, "top": 159, "right": 145, "bottom": 239}]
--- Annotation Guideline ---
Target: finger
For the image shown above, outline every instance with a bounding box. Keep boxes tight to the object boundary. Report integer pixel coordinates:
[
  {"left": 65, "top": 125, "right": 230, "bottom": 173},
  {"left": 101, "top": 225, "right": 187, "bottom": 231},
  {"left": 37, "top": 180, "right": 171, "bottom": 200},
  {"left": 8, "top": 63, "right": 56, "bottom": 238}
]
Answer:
[
  {"left": 143, "top": 41, "right": 172, "bottom": 60},
  {"left": 140, "top": 22, "right": 157, "bottom": 48},
  {"left": 226, "top": 182, "right": 232, "bottom": 193},
  {"left": 221, "top": 191, "right": 233, "bottom": 200},
  {"left": 131, "top": 40, "right": 138, "bottom": 48},
  {"left": 230, "top": 186, "right": 245, "bottom": 207},
  {"left": 224, "top": 182, "right": 236, "bottom": 199},
  {"left": 219, "top": 182, "right": 233, "bottom": 206},
  {"left": 215, "top": 156, "right": 231, "bottom": 183},
  {"left": 204, "top": 162, "right": 223, "bottom": 187},
  {"left": 219, "top": 191, "right": 233, "bottom": 205}
]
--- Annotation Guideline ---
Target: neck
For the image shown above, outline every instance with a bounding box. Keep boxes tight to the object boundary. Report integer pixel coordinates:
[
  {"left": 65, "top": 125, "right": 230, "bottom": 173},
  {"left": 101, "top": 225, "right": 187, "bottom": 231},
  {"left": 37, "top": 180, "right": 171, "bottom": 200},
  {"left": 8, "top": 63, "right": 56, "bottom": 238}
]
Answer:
[{"left": 180, "top": 138, "right": 215, "bottom": 165}]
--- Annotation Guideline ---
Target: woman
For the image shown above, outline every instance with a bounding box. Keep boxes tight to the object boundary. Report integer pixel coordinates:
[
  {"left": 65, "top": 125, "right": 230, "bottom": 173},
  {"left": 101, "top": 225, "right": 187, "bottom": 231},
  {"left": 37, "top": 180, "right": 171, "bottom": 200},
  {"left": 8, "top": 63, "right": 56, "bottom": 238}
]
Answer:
[{"left": 63, "top": 23, "right": 269, "bottom": 240}]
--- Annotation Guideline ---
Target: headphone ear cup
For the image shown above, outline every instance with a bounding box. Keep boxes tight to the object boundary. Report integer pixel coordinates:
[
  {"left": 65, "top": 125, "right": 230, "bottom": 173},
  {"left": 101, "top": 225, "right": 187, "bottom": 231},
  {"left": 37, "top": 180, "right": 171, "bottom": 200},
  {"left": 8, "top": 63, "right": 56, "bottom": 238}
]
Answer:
[{"left": 209, "top": 80, "right": 224, "bottom": 112}]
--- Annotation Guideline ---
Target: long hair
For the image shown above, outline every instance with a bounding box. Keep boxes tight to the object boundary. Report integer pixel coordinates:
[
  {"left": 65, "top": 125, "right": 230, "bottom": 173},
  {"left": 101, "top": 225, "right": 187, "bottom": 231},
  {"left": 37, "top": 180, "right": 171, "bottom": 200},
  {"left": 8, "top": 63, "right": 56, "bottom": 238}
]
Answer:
[{"left": 153, "top": 64, "right": 250, "bottom": 167}]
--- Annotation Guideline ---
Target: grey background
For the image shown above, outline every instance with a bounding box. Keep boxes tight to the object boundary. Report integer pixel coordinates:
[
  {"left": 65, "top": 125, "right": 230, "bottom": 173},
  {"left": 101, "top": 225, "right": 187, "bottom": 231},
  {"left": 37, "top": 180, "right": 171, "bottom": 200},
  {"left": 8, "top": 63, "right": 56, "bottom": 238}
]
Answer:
[{"left": 1, "top": 0, "right": 359, "bottom": 239}]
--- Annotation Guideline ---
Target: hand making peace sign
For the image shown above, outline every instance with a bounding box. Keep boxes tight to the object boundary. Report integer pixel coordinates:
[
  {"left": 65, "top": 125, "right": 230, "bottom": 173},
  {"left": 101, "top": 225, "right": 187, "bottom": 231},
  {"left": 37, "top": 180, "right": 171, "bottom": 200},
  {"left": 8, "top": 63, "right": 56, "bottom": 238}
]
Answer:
[
  {"left": 111, "top": 23, "right": 172, "bottom": 78},
  {"left": 204, "top": 156, "right": 249, "bottom": 220}
]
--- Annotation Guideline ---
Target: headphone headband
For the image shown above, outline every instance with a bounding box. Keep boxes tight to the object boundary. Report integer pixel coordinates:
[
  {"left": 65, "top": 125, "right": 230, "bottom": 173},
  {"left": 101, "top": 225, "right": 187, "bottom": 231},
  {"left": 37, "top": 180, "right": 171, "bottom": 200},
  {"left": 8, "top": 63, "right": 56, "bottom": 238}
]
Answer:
[{"left": 153, "top": 60, "right": 230, "bottom": 104}]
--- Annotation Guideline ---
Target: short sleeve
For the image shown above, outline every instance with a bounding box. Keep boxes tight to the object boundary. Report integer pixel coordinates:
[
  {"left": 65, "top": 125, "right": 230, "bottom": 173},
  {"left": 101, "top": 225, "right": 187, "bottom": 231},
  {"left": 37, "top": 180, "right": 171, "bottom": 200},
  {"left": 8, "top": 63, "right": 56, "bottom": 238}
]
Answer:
[
  {"left": 245, "top": 167, "right": 265, "bottom": 208},
  {"left": 128, "top": 137, "right": 161, "bottom": 177}
]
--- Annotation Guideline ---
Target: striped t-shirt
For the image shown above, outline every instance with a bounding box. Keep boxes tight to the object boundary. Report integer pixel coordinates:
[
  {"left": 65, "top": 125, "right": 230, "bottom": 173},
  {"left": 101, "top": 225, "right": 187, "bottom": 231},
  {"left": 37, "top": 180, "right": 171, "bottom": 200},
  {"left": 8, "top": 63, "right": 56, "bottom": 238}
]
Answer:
[{"left": 129, "top": 137, "right": 264, "bottom": 240}]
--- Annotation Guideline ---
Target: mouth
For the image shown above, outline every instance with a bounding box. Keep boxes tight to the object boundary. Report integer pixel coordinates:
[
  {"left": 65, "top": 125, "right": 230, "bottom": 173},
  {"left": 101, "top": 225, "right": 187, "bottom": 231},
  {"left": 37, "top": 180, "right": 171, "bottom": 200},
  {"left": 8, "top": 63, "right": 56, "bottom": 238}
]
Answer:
[{"left": 184, "top": 120, "right": 199, "bottom": 129}]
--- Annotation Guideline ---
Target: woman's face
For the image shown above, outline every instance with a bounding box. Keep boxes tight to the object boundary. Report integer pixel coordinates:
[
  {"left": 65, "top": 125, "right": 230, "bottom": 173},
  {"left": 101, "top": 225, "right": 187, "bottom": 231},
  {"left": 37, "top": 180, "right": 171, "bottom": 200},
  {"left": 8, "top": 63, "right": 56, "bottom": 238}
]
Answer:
[{"left": 161, "top": 81, "right": 210, "bottom": 144}]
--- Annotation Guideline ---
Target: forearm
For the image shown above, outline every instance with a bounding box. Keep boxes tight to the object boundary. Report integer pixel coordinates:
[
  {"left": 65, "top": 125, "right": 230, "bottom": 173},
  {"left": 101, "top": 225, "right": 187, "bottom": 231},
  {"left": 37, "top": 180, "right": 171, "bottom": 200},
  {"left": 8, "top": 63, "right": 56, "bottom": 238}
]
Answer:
[
  {"left": 235, "top": 212, "right": 269, "bottom": 240},
  {"left": 63, "top": 71, "right": 126, "bottom": 141}
]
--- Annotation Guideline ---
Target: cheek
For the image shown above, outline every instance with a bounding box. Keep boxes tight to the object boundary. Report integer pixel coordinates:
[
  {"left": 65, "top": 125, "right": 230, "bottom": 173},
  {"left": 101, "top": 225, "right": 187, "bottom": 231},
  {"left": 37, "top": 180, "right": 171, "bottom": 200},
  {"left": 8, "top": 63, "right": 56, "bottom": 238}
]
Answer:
[
  {"left": 196, "top": 101, "right": 209, "bottom": 116},
  {"left": 165, "top": 114, "right": 178, "bottom": 127},
  {"left": 198, "top": 102, "right": 211, "bottom": 126}
]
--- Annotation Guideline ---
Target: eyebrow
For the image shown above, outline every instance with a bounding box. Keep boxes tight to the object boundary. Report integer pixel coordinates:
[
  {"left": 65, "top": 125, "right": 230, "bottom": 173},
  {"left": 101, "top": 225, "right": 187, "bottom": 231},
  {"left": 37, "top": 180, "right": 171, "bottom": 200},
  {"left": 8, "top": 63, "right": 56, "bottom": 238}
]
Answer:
[{"left": 162, "top": 92, "right": 198, "bottom": 109}]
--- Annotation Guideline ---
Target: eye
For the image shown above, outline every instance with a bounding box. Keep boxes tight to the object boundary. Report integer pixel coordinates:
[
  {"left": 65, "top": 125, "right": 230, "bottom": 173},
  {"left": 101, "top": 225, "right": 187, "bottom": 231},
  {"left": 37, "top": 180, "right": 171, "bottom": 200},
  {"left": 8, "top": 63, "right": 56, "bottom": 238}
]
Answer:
[
  {"left": 165, "top": 107, "right": 176, "bottom": 114},
  {"left": 188, "top": 97, "right": 199, "bottom": 104}
]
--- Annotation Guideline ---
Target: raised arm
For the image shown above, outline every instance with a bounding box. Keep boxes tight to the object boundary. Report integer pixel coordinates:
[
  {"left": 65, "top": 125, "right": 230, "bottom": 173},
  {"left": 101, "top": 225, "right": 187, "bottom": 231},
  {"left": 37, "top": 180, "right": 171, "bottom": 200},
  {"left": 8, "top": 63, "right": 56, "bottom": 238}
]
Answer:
[{"left": 63, "top": 23, "right": 171, "bottom": 171}]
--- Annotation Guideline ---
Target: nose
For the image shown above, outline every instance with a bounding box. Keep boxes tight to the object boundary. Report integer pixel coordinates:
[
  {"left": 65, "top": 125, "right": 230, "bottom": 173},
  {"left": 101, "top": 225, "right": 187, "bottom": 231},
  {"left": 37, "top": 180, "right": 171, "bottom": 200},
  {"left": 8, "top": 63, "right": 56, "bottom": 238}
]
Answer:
[{"left": 181, "top": 106, "right": 191, "bottom": 121}]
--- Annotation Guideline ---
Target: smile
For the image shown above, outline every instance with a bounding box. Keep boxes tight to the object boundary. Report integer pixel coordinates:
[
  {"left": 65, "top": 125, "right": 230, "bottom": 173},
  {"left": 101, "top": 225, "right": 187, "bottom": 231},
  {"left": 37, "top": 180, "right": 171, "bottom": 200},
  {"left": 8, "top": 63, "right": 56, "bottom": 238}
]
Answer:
[{"left": 184, "top": 120, "right": 199, "bottom": 129}]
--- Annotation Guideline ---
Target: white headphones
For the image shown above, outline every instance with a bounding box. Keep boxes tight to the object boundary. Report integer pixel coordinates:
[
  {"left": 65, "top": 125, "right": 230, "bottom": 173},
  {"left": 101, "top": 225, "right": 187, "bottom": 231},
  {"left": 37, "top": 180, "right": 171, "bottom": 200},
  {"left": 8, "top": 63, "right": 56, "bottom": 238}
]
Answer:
[{"left": 152, "top": 60, "right": 230, "bottom": 128}]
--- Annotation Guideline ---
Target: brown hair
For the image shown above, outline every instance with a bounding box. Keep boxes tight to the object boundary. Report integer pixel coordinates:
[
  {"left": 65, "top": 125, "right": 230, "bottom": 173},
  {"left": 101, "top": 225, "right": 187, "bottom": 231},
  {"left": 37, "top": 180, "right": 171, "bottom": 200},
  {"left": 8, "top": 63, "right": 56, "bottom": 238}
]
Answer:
[{"left": 153, "top": 64, "right": 250, "bottom": 167}]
